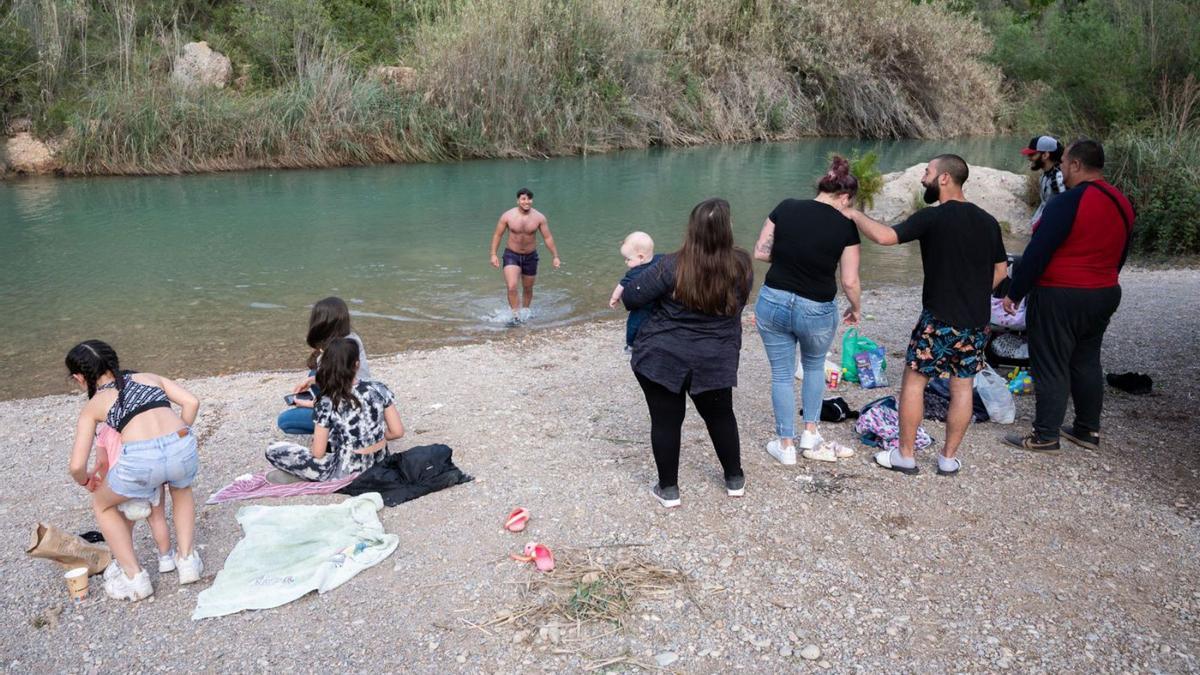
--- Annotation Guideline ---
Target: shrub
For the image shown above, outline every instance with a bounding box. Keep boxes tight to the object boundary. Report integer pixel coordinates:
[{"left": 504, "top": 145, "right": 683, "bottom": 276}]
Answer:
[
  {"left": 848, "top": 152, "right": 883, "bottom": 210},
  {"left": 1107, "top": 77, "right": 1200, "bottom": 256}
]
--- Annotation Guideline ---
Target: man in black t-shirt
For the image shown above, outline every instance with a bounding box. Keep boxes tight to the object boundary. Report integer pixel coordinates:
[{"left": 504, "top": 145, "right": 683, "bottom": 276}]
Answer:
[{"left": 845, "top": 154, "right": 1008, "bottom": 477}]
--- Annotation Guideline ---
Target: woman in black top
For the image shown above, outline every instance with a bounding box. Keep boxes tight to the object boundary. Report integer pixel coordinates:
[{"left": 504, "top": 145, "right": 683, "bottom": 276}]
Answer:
[
  {"left": 753, "top": 156, "right": 863, "bottom": 465},
  {"left": 622, "top": 198, "right": 754, "bottom": 508}
]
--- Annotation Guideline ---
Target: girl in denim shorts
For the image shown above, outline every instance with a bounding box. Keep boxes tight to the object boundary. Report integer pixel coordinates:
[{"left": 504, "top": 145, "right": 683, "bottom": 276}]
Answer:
[{"left": 65, "top": 340, "right": 203, "bottom": 601}]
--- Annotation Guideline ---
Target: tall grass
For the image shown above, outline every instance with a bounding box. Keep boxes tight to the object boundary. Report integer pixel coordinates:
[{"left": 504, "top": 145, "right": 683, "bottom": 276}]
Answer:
[{"left": 1107, "top": 76, "right": 1200, "bottom": 256}]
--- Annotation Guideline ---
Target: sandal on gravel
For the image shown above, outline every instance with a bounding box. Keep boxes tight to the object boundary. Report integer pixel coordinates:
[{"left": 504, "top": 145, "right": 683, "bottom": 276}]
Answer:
[
  {"left": 1060, "top": 426, "right": 1100, "bottom": 451},
  {"left": 936, "top": 456, "right": 961, "bottom": 477},
  {"left": 873, "top": 449, "right": 919, "bottom": 475},
  {"left": 510, "top": 542, "right": 555, "bottom": 572},
  {"left": 504, "top": 507, "right": 530, "bottom": 533}
]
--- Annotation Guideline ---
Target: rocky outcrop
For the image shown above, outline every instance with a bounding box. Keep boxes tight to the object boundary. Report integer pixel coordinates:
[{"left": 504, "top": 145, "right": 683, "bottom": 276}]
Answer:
[
  {"left": 5, "top": 132, "right": 61, "bottom": 175},
  {"left": 171, "top": 41, "right": 233, "bottom": 89},
  {"left": 867, "top": 163, "right": 1034, "bottom": 234},
  {"left": 367, "top": 65, "right": 419, "bottom": 91}
]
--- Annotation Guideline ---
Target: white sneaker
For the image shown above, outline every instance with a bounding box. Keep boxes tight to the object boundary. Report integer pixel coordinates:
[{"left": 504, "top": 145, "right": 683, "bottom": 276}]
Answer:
[
  {"left": 176, "top": 550, "right": 204, "bottom": 584},
  {"left": 158, "top": 549, "right": 177, "bottom": 574},
  {"left": 103, "top": 568, "right": 153, "bottom": 601},
  {"left": 802, "top": 445, "right": 838, "bottom": 463},
  {"left": 102, "top": 560, "right": 123, "bottom": 583},
  {"left": 765, "top": 440, "right": 796, "bottom": 465},
  {"left": 799, "top": 429, "right": 823, "bottom": 450},
  {"left": 117, "top": 499, "right": 152, "bottom": 521}
]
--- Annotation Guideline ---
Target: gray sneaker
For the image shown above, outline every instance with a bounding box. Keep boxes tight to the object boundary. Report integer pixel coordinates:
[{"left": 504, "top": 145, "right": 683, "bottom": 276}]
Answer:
[
  {"left": 651, "top": 484, "right": 681, "bottom": 508},
  {"left": 725, "top": 475, "right": 745, "bottom": 497}
]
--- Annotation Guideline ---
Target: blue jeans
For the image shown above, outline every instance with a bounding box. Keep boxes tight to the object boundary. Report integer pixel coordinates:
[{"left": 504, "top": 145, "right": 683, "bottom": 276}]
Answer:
[
  {"left": 277, "top": 376, "right": 319, "bottom": 435},
  {"left": 107, "top": 428, "right": 199, "bottom": 500},
  {"left": 755, "top": 285, "right": 838, "bottom": 438}
]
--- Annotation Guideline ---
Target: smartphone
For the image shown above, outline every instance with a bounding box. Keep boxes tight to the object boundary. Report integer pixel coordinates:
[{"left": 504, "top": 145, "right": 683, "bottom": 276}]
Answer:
[{"left": 283, "top": 390, "right": 315, "bottom": 406}]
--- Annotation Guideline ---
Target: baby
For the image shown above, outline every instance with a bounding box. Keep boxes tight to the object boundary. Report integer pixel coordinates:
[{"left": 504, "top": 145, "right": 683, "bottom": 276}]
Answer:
[{"left": 609, "top": 231, "right": 663, "bottom": 349}]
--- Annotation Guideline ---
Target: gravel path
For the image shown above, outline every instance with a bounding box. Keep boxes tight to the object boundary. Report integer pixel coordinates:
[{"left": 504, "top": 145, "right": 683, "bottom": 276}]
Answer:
[{"left": 2, "top": 269, "right": 1197, "bottom": 673}]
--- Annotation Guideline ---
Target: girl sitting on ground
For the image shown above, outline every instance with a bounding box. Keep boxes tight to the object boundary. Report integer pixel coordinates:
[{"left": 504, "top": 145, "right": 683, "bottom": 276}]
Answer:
[
  {"left": 277, "top": 296, "right": 373, "bottom": 435},
  {"left": 66, "top": 340, "right": 203, "bottom": 601},
  {"left": 266, "top": 337, "right": 404, "bottom": 482}
]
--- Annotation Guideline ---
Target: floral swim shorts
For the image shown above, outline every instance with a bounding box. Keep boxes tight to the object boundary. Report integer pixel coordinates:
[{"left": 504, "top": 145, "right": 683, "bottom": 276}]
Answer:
[{"left": 906, "top": 309, "right": 990, "bottom": 379}]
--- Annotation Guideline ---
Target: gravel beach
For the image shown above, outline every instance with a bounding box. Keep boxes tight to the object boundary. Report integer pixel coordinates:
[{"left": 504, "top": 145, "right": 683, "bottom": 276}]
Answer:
[{"left": 2, "top": 269, "right": 1197, "bottom": 673}]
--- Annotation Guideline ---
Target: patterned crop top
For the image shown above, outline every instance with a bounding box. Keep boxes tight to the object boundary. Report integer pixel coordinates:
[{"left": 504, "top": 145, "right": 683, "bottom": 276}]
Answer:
[{"left": 98, "top": 373, "right": 172, "bottom": 432}]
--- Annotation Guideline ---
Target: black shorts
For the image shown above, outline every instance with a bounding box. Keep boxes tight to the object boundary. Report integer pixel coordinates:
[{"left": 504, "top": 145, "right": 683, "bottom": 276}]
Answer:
[{"left": 502, "top": 249, "right": 539, "bottom": 277}]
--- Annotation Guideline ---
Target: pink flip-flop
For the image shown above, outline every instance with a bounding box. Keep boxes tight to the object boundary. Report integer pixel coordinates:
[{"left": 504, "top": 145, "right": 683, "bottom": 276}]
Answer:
[
  {"left": 504, "top": 507, "right": 530, "bottom": 532},
  {"left": 509, "top": 542, "right": 555, "bottom": 572}
]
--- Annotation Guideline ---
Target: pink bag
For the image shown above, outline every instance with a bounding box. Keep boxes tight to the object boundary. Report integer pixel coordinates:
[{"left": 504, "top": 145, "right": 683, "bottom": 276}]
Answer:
[
  {"left": 990, "top": 297, "right": 1026, "bottom": 330},
  {"left": 855, "top": 401, "right": 933, "bottom": 453}
]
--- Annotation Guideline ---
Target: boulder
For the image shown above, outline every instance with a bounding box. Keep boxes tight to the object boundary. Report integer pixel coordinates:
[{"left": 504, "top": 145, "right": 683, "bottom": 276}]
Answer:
[
  {"left": 867, "top": 163, "right": 1034, "bottom": 234},
  {"left": 5, "top": 132, "right": 61, "bottom": 175},
  {"left": 171, "top": 41, "right": 233, "bottom": 89},
  {"left": 367, "top": 65, "right": 419, "bottom": 91}
]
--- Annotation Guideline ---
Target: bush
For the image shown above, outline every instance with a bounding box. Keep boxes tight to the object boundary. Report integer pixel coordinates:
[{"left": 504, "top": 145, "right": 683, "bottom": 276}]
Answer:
[
  {"left": 848, "top": 152, "right": 883, "bottom": 210},
  {"left": 1107, "top": 78, "right": 1200, "bottom": 256},
  {"left": 984, "top": 0, "right": 1200, "bottom": 133}
]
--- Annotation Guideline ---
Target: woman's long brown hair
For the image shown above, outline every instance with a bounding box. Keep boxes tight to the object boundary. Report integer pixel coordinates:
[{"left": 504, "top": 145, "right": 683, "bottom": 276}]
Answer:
[
  {"left": 673, "top": 198, "right": 752, "bottom": 316},
  {"left": 315, "top": 337, "right": 361, "bottom": 412}
]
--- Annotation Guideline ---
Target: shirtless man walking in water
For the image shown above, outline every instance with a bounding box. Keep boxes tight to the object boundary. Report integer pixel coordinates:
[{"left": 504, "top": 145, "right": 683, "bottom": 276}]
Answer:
[{"left": 489, "top": 187, "right": 561, "bottom": 322}]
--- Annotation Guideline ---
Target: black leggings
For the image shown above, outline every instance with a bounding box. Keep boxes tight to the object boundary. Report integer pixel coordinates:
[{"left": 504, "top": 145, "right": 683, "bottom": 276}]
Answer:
[{"left": 635, "top": 372, "right": 742, "bottom": 489}]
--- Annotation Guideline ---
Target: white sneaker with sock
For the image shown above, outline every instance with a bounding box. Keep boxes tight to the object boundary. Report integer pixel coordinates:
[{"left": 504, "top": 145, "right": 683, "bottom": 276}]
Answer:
[
  {"left": 103, "top": 568, "right": 154, "bottom": 601},
  {"left": 176, "top": 550, "right": 204, "bottom": 584},
  {"left": 159, "top": 548, "right": 177, "bottom": 573},
  {"left": 799, "top": 428, "right": 822, "bottom": 451},
  {"left": 802, "top": 445, "right": 837, "bottom": 462},
  {"left": 765, "top": 439, "right": 796, "bottom": 465}
]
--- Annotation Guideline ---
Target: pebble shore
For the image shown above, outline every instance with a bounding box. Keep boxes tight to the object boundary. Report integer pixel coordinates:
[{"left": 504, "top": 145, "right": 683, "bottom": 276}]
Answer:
[{"left": 1, "top": 269, "right": 1197, "bottom": 673}]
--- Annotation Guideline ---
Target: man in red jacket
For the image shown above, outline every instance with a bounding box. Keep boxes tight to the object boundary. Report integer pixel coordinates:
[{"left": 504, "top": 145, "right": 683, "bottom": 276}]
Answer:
[{"left": 1002, "top": 139, "right": 1134, "bottom": 453}]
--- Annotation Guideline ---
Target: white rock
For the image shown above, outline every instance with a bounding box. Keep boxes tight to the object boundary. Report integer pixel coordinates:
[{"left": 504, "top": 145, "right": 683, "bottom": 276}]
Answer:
[
  {"left": 171, "top": 41, "right": 233, "bottom": 89},
  {"left": 800, "top": 644, "right": 821, "bottom": 660},
  {"left": 655, "top": 652, "right": 679, "bottom": 667},
  {"left": 866, "top": 163, "right": 1034, "bottom": 234},
  {"left": 4, "top": 132, "right": 60, "bottom": 175}
]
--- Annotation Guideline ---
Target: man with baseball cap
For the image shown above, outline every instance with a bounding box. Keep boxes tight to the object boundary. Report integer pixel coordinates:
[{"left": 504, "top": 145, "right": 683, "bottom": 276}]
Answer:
[{"left": 1022, "top": 135, "right": 1067, "bottom": 229}]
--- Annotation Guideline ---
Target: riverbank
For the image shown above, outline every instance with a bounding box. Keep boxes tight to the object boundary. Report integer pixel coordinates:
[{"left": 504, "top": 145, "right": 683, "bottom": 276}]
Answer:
[{"left": 2, "top": 269, "right": 1197, "bottom": 671}]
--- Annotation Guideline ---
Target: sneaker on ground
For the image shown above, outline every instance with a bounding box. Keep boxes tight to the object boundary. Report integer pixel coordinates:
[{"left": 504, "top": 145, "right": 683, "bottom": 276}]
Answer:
[
  {"left": 103, "top": 568, "right": 153, "bottom": 601},
  {"left": 117, "top": 499, "right": 152, "bottom": 521},
  {"left": 799, "top": 429, "right": 822, "bottom": 450},
  {"left": 1060, "top": 425, "right": 1100, "bottom": 451},
  {"left": 651, "top": 484, "right": 681, "bottom": 508},
  {"left": 158, "top": 549, "right": 177, "bottom": 574},
  {"left": 802, "top": 445, "right": 838, "bottom": 463},
  {"left": 102, "top": 560, "right": 123, "bottom": 583},
  {"left": 725, "top": 475, "right": 745, "bottom": 497},
  {"left": 765, "top": 439, "right": 796, "bottom": 465},
  {"left": 176, "top": 550, "right": 204, "bottom": 584},
  {"left": 1003, "top": 433, "right": 1062, "bottom": 453}
]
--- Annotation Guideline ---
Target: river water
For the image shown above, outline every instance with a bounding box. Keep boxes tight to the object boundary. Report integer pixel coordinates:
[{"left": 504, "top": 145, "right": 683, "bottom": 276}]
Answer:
[{"left": 1, "top": 138, "right": 1027, "bottom": 400}]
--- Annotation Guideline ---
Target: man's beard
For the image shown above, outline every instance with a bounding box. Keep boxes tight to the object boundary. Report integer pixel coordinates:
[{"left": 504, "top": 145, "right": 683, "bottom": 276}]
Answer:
[{"left": 922, "top": 181, "right": 941, "bottom": 205}]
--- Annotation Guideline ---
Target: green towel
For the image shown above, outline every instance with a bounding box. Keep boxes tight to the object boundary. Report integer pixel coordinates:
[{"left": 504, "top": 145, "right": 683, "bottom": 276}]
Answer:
[{"left": 193, "top": 492, "right": 398, "bottom": 620}]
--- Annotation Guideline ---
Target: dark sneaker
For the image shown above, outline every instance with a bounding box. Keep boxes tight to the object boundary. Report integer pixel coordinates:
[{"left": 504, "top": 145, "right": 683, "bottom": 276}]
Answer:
[
  {"left": 1003, "top": 433, "right": 1061, "bottom": 454},
  {"left": 1060, "top": 426, "right": 1100, "bottom": 451},
  {"left": 651, "top": 484, "right": 681, "bottom": 508},
  {"left": 725, "top": 475, "right": 745, "bottom": 497}
]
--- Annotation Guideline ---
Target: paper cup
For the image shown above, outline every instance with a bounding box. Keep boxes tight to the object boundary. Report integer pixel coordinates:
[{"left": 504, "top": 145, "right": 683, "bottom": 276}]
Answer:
[{"left": 64, "top": 567, "right": 89, "bottom": 601}]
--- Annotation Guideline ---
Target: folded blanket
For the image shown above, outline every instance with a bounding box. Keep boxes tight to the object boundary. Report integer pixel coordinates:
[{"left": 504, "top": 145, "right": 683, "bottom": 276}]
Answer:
[
  {"left": 206, "top": 472, "right": 359, "bottom": 505},
  {"left": 193, "top": 493, "right": 397, "bottom": 620}
]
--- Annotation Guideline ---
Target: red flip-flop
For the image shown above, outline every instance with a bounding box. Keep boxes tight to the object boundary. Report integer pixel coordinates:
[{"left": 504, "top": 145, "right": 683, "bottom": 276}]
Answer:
[
  {"left": 504, "top": 507, "right": 530, "bottom": 532},
  {"left": 509, "top": 542, "right": 555, "bottom": 572}
]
